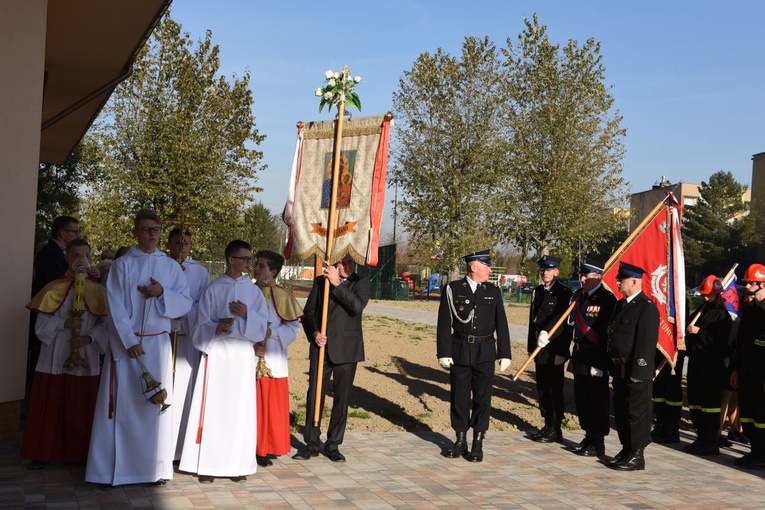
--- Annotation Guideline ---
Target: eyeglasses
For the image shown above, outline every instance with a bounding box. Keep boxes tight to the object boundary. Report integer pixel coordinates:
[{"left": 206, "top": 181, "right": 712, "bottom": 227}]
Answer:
[
  {"left": 231, "top": 256, "right": 252, "bottom": 263},
  {"left": 136, "top": 227, "right": 162, "bottom": 234}
]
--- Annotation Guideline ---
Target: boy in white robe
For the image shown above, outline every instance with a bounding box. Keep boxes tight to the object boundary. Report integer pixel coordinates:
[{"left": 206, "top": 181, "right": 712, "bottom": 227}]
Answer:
[
  {"left": 86, "top": 209, "right": 192, "bottom": 488},
  {"left": 165, "top": 227, "right": 210, "bottom": 461},
  {"left": 252, "top": 250, "right": 302, "bottom": 467},
  {"left": 179, "top": 240, "right": 267, "bottom": 483}
]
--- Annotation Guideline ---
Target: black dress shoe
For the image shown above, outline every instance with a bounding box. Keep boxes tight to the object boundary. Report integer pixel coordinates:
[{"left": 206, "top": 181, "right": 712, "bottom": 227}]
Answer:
[
  {"left": 605, "top": 448, "right": 628, "bottom": 466},
  {"left": 292, "top": 449, "right": 319, "bottom": 461},
  {"left": 692, "top": 444, "right": 720, "bottom": 456},
  {"left": 532, "top": 426, "right": 562, "bottom": 443},
  {"left": 466, "top": 431, "right": 485, "bottom": 462},
  {"left": 230, "top": 476, "right": 247, "bottom": 482},
  {"left": 728, "top": 431, "right": 749, "bottom": 445},
  {"left": 198, "top": 475, "right": 214, "bottom": 483},
  {"left": 569, "top": 437, "right": 591, "bottom": 453},
  {"left": 445, "top": 431, "right": 468, "bottom": 458},
  {"left": 653, "top": 430, "right": 680, "bottom": 444},
  {"left": 148, "top": 479, "right": 167, "bottom": 486},
  {"left": 27, "top": 460, "right": 49, "bottom": 470},
  {"left": 609, "top": 449, "right": 645, "bottom": 471},
  {"left": 325, "top": 449, "right": 346, "bottom": 462},
  {"left": 575, "top": 443, "right": 605, "bottom": 457},
  {"left": 257, "top": 455, "right": 273, "bottom": 467}
]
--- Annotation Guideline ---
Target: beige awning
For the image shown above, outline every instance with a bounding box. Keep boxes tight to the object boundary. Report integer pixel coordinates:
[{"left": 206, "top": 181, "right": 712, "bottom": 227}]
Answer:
[{"left": 40, "top": 0, "right": 172, "bottom": 164}]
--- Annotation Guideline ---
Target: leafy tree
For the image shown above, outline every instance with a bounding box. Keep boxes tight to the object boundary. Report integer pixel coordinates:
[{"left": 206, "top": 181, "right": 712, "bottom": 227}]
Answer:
[
  {"left": 682, "top": 171, "right": 759, "bottom": 283},
  {"left": 34, "top": 145, "right": 89, "bottom": 247},
  {"left": 391, "top": 36, "right": 510, "bottom": 275},
  {"left": 79, "top": 13, "right": 265, "bottom": 261},
  {"left": 493, "top": 15, "right": 627, "bottom": 259},
  {"left": 240, "top": 202, "right": 287, "bottom": 253}
]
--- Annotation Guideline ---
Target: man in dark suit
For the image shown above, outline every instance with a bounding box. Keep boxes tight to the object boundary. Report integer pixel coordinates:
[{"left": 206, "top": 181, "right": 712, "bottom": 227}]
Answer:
[
  {"left": 294, "top": 254, "right": 370, "bottom": 462},
  {"left": 605, "top": 261, "right": 659, "bottom": 471},
  {"left": 567, "top": 261, "right": 617, "bottom": 457},
  {"left": 527, "top": 255, "right": 572, "bottom": 444},
  {"left": 33, "top": 216, "right": 81, "bottom": 293},
  {"left": 437, "top": 249, "right": 512, "bottom": 462}
]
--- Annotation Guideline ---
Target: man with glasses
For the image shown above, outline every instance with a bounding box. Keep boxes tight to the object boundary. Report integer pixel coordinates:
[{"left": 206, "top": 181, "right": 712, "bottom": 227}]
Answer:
[
  {"left": 86, "top": 209, "right": 192, "bottom": 488},
  {"left": 179, "top": 240, "right": 268, "bottom": 483},
  {"left": 527, "top": 255, "right": 572, "bottom": 444},
  {"left": 605, "top": 261, "right": 659, "bottom": 471},
  {"left": 294, "top": 253, "right": 370, "bottom": 463}
]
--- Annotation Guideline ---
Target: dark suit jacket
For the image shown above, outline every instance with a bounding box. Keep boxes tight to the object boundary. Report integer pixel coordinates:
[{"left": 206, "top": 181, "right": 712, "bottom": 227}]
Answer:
[
  {"left": 436, "top": 278, "right": 512, "bottom": 366},
  {"left": 606, "top": 291, "right": 659, "bottom": 380},
  {"left": 570, "top": 284, "right": 617, "bottom": 372},
  {"left": 302, "top": 273, "right": 370, "bottom": 365},
  {"left": 527, "top": 279, "right": 573, "bottom": 363},
  {"left": 33, "top": 239, "right": 68, "bottom": 293}
]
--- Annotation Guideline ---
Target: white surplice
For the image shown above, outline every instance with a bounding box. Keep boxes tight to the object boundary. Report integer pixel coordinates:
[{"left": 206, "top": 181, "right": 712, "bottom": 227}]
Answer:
[
  {"left": 172, "top": 259, "right": 210, "bottom": 460},
  {"left": 86, "top": 246, "right": 191, "bottom": 486},
  {"left": 179, "top": 274, "right": 267, "bottom": 477}
]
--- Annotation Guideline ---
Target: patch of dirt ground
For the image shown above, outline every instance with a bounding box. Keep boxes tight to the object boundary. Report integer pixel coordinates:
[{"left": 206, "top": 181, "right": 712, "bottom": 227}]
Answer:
[{"left": 288, "top": 298, "right": 579, "bottom": 437}]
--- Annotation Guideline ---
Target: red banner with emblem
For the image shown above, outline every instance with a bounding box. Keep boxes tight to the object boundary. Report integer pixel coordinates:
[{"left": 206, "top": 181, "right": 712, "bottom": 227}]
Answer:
[{"left": 602, "top": 196, "right": 685, "bottom": 367}]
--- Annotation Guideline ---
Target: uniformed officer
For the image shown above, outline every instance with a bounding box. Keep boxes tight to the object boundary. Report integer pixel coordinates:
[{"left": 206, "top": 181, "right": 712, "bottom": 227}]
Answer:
[
  {"left": 437, "top": 249, "right": 512, "bottom": 462},
  {"left": 567, "top": 261, "right": 616, "bottom": 457},
  {"left": 730, "top": 263, "right": 765, "bottom": 469},
  {"left": 605, "top": 262, "right": 659, "bottom": 471},
  {"left": 527, "top": 255, "right": 572, "bottom": 444}
]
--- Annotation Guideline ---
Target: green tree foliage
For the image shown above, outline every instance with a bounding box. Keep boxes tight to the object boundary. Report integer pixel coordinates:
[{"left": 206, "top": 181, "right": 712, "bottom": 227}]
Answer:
[
  {"left": 392, "top": 36, "right": 509, "bottom": 274},
  {"left": 682, "top": 171, "right": 759, "bottom": 283},
  {"left": 80, "top": 13, "right": 265, "bottom": 260},
  {"left": 241, "top": 202, "right": 287, "bottom": 253},
  {"left": 34, "top": 144, "right": 90, "bottom": 247},
  {"left": 495, "top": 15, "right": 627, "bottom": 259},
  {"left": 392, "top": 16, "right": 627, "bottom": 269}
]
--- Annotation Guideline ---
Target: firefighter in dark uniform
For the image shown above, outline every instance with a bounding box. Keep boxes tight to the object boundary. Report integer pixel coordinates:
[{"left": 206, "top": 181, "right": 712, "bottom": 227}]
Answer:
[
  {"left": 730, "top": 263, "right": 765, "bottom": 469},
  {"left": 567, "top": 261, "right": 616, "bottom": 457},
  {"left": 684, "top": 275, "right": 732, "bottom": 456},
  {"left": 527, "top": 255, "right": 573, "bottom": 444},
  {"left": 605, "top": 262, "right": 659, "bottom": 471},
  {"left": 437, "top": 249, "right": 512, "bottom": 462}
]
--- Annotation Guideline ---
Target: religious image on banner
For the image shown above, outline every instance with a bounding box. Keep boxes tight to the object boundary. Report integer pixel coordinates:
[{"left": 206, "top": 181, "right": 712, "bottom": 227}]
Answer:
[
  {"left": 602, "top": 194, "right": 686, "bottom": 367},
  {"left": 282, "top": 114, "right": 392, "bottom": 266}
]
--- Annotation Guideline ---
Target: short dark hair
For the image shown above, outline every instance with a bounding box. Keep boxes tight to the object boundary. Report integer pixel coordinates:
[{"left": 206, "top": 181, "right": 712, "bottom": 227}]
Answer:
[
  {"left": 168, "top": 227, "right": 192, "bottom": 242},
  {"left": 255, "top": 250, "right": 285, "bottom": 275},
  {"left": 65, "top": 238, "right": 90, "bottom": 252},
  {"left": 115, "top": 246, "right": 131, "bottom": 258},
  {"left": 225, "top": 240, "right": 252, "bottom": 260},
  {"left": 51, "top": 216, "right": 78, "bottom": 237},
  {"left": 134, "top": 209, "right": 160, "bottom": 228}
]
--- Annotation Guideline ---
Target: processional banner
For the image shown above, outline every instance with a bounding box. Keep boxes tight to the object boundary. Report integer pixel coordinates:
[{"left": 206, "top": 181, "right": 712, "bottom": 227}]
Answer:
[
  {"left": 282, "top": 114, "right": 392, "bottom": 266},
  {"left": 602, "top": 196, "right": 686, "bottom": 368}
]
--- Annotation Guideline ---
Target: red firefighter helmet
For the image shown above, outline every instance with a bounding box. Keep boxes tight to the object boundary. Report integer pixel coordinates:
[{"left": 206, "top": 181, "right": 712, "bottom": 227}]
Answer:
[
  {"left": 742, "top": 264, "right": 765, "bottom": 283},
  {"left": 699, "top": 275, "right": 723, "bottom": 295}
]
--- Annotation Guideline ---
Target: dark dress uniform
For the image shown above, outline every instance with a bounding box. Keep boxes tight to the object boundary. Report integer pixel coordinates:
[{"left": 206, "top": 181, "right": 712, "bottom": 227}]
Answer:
[
  {"left": 732, "top": 295, "right": 765, "bottom": 468},
  {"left": 568, "top": 283, "right": 616, "bottom": 455},
  {"left": 606, "top": 287, "right": 659, "bottom": 469},
  {"left": 651, "top": 351, "right": 685, "bottom": 443},
  {"left": 527, "top": 278, "right": 573, "bottom": 441},
  {"left": 437, "top": 274, "right": 511, "bottom": 460},
  {"left": 685, "top": 300, "right": 732, "bottom": 454}
]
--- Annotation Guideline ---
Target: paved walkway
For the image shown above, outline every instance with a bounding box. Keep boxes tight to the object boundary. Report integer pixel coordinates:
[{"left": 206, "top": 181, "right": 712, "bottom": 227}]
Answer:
[
  {"left": 4, "top": 301, "right": 764, "bottom": 509},
  {"left": 2, "top": 431, "right": 763, "bottom": 509}
]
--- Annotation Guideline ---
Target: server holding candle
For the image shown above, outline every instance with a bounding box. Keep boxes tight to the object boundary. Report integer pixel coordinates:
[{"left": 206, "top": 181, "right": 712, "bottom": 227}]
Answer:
[{"left": 23, "top": 239, "right": 108, "bottom": 469}]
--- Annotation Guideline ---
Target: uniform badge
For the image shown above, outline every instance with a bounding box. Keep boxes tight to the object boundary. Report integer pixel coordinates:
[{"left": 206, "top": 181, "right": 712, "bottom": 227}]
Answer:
[
  {"left": 637, "top": 358, "right": 647, "bottom": 367},
  {"left": 459, "top": 306, "right": 464, "bottom": 312}
]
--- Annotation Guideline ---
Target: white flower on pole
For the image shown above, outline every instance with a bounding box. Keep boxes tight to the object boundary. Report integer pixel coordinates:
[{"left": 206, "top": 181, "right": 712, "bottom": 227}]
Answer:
[
  {"left": 354, "top": 76, "right": 362, "bottom": 83},
  {"left": 314, "top": 87, "right": 323, "bottom": 97},
  {"left": 323, "top": 91, "right": 333, "bottom": 100},
  {"left": 327, "top": 78, "right": 336, "bottom": 87},
  {"left": 324, "top": 70, "right": 334, "bottom": 80},
  {"left": 316, "top": 66, "right": 362, "bottom": 114}
]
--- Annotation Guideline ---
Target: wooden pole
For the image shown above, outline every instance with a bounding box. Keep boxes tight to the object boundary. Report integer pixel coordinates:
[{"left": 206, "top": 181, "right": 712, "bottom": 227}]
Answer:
[
  {"left": 312, "top": 95, "right": 346, "bottom": 426},
  {"left": 513, "top": 197, "right": 670, "bottom": 381}
]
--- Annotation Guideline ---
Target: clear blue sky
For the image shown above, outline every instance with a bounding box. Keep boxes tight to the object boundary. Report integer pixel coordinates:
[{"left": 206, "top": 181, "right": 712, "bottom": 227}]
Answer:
[{"left": 170, "top": 1, "right": 765, "bottom": 240}]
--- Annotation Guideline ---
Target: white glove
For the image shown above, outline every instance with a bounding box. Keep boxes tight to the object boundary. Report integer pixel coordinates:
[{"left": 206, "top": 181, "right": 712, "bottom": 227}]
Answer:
[
  {"left": 499, "top": 358, "right": 511, "bottom": 372},
  {"left": 537, "top": 330, "right": 550, "bottom": 349},
  {"left": 590, "top": 367, "right": 604, "bottom": 377},
  {"left": 438, "top": 357, "right": 454, "bottom": 369},
  {"left": 554, "top": 355, "right": 565, "bottom": 365}
]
